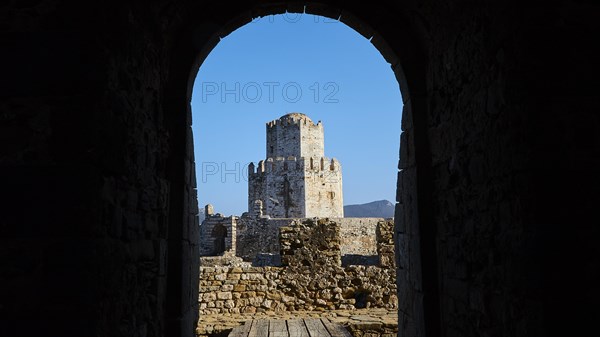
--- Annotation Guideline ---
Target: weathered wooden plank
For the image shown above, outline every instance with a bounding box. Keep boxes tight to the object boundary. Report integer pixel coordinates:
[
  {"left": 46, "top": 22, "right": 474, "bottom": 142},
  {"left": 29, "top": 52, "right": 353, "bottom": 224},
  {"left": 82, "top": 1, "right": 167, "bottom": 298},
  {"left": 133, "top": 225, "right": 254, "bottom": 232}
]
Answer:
[
  {"left": 248, "top": 319, "right": 270, "bottom": 337},
  {"left": 230, "top": 320, "right": 253, "bottom": 337},
  {"left": 269, "top": 319, "right": 288, "bottom": 337},
  {"left": 320, "top": 319, "right": 352, "bottom": 337},
  {"left": 287, "top": 319, "right": 310, "bottom": 337},
  {"left": 303, "top": 318, "right": 331, "bottom": 337}
]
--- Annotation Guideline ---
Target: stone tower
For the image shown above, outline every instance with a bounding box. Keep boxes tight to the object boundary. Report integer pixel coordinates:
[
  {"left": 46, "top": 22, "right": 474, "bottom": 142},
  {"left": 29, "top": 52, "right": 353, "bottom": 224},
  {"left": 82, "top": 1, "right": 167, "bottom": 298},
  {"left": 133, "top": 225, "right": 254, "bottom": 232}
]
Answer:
[{"left": 248, "top": 113, "right": 344, "bottom": 218}]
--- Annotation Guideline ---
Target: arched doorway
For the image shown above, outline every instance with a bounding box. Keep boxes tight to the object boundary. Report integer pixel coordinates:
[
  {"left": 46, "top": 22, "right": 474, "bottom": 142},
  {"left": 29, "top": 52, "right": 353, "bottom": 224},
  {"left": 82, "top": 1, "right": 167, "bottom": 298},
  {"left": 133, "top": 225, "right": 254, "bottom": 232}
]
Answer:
[
  {"left": 162, "top": 3, "right": 435, "bottom": 337},
  {"left": 211, "top": 224, "right": 228, "bottom": 255}
]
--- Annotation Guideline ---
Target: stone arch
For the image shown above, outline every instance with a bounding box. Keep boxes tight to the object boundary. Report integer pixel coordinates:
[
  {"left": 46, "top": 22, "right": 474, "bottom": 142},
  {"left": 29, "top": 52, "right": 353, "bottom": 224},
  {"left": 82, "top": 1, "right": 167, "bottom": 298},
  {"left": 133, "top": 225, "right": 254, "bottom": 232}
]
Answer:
[{"left": 162, "top": 2, "right": 437, "bottom": 336}]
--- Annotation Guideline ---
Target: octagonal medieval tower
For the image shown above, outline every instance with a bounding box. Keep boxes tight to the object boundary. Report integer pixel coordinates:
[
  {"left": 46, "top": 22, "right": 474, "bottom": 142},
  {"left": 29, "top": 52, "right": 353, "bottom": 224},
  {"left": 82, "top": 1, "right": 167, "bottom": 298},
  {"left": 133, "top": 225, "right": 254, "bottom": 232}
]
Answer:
[{"left": 248, "top": 113, "right": 344, "bottom": 218}]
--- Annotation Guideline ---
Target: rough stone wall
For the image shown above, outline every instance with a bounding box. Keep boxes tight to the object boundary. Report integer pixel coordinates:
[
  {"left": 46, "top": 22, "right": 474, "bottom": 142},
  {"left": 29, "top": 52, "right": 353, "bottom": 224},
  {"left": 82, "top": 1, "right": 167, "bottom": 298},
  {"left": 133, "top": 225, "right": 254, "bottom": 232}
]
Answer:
[
  {"left": 248, "top": 157, "right": 306, "bottom": 218},
  {"left": 0, "top": 2, "right": 200, "bottom": 337},
  {"left": 199, "top": 218, "right": 396, "bottom": 314},
  {"left": 199, "top": 205, "right": 237, "bottom": 256},
  {"left": 376, "top": 220, "right": 395, "bottom": 269},
  {"left": 198, "top": 265, "right": 397, "bottom": 314},
  {"left": 304, "top": 157, "right": 344, "bottom": 218},
  {"left": 236, "top": 217, "right": 386, "bottom": 264},
  {"left": 266, "top": 113, "right": 324, "bottom": 159},
  {"left": 302, "top": 118, "right": 326, "bottom": 159},
  {"left": 199, "top": 255, "right": 250, "bottom": 267},
  {"left": 338, "top": 218, "right": 382, "bottom": 257},
  {"left": 391, "top": 2, "right": 600, "bottom": 336},
  {"left": 279, "top": 218, "right": 342, "bottom": 267},
  {"left": 235, "top": 217, "right": 290, "bottom": 263}
]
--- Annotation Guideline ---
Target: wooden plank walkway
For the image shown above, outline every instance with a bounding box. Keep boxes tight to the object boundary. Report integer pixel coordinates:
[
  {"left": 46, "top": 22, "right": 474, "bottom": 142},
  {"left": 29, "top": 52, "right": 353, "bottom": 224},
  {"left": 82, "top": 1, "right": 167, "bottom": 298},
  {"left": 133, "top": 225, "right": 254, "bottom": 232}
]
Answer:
[{"left": 229, "top": 318, "right": 352, "bottom": 337}]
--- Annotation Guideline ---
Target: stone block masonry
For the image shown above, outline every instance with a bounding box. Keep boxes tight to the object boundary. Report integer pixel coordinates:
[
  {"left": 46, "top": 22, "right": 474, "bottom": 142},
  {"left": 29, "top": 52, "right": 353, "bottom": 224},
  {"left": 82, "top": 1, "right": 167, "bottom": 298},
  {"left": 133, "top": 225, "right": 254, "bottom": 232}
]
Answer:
[
  {"left": 199, "top": 204, "right": 237, "bottom": 256},
  {"left": 248, "top": 113, "right": 344, "bottom": 218},
  {"left": 198, "top": 219, "right": 397, "bottom": 314},
  {"left": 236, "top": 216, "right": 390, "bottom": 265}
]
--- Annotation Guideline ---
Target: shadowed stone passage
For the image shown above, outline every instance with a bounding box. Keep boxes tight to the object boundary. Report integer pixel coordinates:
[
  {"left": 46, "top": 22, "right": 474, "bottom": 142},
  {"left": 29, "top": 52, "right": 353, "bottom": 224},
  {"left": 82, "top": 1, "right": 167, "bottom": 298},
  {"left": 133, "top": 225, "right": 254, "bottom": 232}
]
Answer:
[
  {"left": 212, "top": 224, "right": 227, "bottom": 255},
  {"left": 1, "top": 1, "right": 598, "bottom": 337}
]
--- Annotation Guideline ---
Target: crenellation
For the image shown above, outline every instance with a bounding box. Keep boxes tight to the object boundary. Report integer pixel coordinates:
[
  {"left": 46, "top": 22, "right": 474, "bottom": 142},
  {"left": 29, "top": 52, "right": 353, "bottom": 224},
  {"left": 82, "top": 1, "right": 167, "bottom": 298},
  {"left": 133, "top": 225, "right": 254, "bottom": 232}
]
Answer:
[
  {"left": 330, "top": 158, "right": 338, "bottom": 171},
  {"left": 250, "top": 113, "right": 343, "bottom": 218}
]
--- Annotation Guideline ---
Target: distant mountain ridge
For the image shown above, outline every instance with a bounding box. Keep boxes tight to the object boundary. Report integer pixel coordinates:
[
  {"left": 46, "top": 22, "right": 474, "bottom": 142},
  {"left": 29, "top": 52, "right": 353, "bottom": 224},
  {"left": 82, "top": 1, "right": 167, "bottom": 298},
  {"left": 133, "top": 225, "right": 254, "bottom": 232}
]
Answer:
[
  {"left": 344, "top": 200, "right": 395, "bottom": 218},
  {"left": 198, "top": 200, "right": 394, "bottom": 221}
]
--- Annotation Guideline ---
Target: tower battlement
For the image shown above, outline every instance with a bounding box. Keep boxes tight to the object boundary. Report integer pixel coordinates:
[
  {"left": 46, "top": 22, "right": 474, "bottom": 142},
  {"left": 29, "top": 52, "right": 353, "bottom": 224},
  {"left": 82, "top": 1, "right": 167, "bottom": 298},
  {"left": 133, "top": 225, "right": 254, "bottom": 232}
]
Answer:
[
  {"left": 249, "top": 113, "right": 343, "bottom": 218},
  {"left": 248, "top": 156, "right": 341, "bottom": 175},
  {"left": 266, "top": 112, "right": 323, "bottom": 128},
  {"left": 266, "top": 112, "right": 325, "bottom": 159}
]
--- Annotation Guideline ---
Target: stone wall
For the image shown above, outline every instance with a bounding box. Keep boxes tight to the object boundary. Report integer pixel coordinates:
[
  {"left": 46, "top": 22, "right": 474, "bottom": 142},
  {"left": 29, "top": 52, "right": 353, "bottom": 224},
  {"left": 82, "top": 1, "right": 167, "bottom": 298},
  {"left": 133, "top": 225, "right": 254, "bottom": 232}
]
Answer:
[
  {"left": 199, "top": 205, "right": 237, "bottom": 256},
  {"left": 236, "top": 217, "right": 389, "bottom": 265},
  {"left": 248, "top": 157, "right": 307, "bottom": 218},
  {"left": 235, "top": 217, "right": 290, "bottom": 263},
  {"left": 199, "top": 218, "right": 396, "bottom": 314},
  {"left": 304, "top": 157, "right": 344, "bottom": 218},
  {"left": 376, "top": 220, "right": 395, "bottom": 269},
  {"left": 266, "top": 113, "right": 324, "bottom": 160},
  {"left": 198, "top": 265, "right": 397, "bottom": 315},
  {"left": 339, "top": 218, "right": 380, "bottom": 256}
]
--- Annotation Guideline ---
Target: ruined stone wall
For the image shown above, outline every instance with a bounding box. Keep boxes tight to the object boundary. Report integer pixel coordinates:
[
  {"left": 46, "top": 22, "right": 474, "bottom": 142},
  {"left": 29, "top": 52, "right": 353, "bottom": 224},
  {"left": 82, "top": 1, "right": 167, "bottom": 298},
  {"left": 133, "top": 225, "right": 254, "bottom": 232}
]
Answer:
[
  {"left": 376, "top": 220, "right": 395, "bottom": 269},
  {"left": 199, "top": 205, "right": 237, "bottom": 256},
  {"left": 200, "top": 218, "right": 396, "bottom": 315},
  {"left": 198, "top": 265, "right": 396, "bottom": 315},
  {"left": 236, "top": 217, "right": 291, "bottom": 262},
  {"left": 338, "top": 218, "right": 383, "bottom": 257},
  {"left": 236, "top": 217, "right": 387, "bottom": 264}
]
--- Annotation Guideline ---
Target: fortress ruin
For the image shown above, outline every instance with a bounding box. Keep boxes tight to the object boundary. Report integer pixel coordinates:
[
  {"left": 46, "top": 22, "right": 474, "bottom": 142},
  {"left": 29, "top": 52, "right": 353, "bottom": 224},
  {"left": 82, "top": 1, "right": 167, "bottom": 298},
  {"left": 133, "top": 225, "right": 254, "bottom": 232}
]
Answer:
[{"left": 199, "top": 113, "right": 391, "bottom": 265}]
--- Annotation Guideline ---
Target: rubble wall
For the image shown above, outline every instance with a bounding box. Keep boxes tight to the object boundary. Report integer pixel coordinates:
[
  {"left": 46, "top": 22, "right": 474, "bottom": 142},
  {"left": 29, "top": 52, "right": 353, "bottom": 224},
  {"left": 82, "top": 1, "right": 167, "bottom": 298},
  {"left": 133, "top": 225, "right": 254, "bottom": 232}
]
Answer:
[
  {"left": 236, "top": 217, "right": 388, "bottom": 264},
  {"left": 199, "top": 219, "right": 396, "bottom": 314}
]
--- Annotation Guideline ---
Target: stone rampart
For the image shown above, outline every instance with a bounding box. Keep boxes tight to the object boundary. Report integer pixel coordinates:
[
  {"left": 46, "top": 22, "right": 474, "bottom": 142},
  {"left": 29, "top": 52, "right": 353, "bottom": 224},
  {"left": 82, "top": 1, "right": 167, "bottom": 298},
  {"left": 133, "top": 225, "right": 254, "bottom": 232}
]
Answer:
[
  {"left": 236, "top": 216, "right": 390, "bottom": 265},
  {"left": 198, "top": 265, "right": 396, "bottom": 315},
  {"left": 199, "top": 219, "right": 396, "bottom": 315}
]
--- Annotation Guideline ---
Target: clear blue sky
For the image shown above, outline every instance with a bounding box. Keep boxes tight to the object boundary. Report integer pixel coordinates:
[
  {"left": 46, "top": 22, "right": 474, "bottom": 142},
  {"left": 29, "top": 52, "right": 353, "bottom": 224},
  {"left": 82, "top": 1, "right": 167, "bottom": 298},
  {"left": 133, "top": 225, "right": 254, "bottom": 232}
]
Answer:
[{"left": 191, "top": 13, "right": 403, "bottom": 216}]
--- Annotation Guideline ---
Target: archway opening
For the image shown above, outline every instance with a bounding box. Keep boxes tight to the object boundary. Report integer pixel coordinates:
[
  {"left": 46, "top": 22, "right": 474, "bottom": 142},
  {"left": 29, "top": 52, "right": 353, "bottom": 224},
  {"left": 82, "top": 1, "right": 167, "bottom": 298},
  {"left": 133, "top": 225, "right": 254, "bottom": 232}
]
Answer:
[
  {"left": 163, "top": 3, "right": 436, "bottom": 337},
  {"left": 212, "top": 224, "right": 228, "bottom": 255},
  {"left": 191, "top": 10, "right": 405, "bottom": 336}
]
